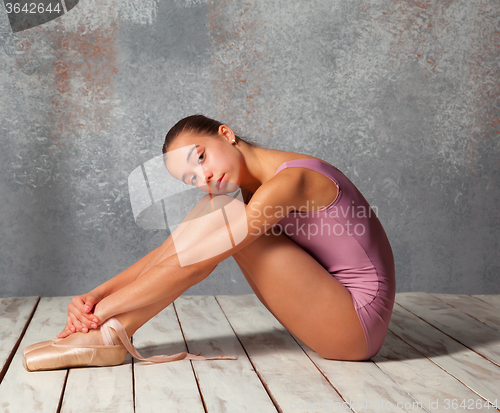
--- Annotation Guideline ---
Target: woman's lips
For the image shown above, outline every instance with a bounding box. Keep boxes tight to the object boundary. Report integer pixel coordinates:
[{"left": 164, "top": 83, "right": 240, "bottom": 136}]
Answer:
[{"left": 216, "top": 174, "right": 225, "bottom": 190}]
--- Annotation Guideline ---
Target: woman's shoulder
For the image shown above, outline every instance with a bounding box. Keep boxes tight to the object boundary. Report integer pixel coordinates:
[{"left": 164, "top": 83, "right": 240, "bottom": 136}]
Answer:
[
  {"left": 271, "top": 150, "right": 329, "bottom": 167},
  {"left": 273, "top": 152, "right": 334, "bottom": 173},
  {"left": 241, "top": 152, "right": 332, "bottom": 204},
  {"left": 269, "top": 152, "right": 339, "bottom": 212}
]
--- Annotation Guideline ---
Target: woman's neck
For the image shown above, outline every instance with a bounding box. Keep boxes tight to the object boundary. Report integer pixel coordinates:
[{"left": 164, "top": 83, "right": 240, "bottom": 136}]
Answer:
[{"left": 237, "top": 143, "right": 287, "bottom": 193}]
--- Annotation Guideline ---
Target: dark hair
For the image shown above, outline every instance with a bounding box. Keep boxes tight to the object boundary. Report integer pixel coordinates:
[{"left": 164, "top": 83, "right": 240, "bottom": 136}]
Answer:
[{"left": 162, "top": 114, "right": 258, "bottom": 155}]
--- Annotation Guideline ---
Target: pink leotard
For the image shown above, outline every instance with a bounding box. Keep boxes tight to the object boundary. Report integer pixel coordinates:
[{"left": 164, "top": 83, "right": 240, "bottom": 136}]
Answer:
[{"left": 272, "top": 158, "right": 396, "bottom": 360}]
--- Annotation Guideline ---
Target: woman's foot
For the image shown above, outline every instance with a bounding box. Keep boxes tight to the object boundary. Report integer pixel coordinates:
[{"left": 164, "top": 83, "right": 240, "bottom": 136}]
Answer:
[{"left": 23, "top": 319, "right": 129, "bottom": 372}]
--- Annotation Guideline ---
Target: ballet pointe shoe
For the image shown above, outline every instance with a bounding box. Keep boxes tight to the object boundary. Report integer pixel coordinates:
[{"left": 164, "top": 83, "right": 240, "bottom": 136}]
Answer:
[
  {"left": 23, "top": 323, "right": 127, "bottom": 372},
  {"left": 23, "top": 339, "right": 62, "bottom": 356},
  {"left": 23, "top": 317, "right": 238, "bottom": 371}
]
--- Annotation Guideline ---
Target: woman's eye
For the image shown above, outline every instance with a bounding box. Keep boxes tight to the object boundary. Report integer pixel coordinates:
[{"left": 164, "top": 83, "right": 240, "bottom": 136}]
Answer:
[{"left": 189, "top": 151, "right": 205, "bottom": 185}]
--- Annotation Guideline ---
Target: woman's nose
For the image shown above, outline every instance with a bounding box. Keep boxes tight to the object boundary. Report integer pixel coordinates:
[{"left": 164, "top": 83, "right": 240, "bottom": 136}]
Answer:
[
  {"left": 201, "top": 166, "right": 213, "bottom": 183},
  {"left": 192, "top": 165, "right": 211, "bottom": 187}
]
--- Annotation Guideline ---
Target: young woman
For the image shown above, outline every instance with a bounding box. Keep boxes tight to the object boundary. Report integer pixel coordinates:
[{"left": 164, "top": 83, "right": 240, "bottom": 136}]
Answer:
[{"left": 23, "top": 115, "right": 396, "bottom": 371}]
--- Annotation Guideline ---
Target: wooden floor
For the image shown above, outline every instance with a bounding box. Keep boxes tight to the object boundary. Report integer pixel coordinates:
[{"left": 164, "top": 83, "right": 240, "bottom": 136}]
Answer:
[{"left": 0, "top": 292, "right": 499, "bottom": 413}]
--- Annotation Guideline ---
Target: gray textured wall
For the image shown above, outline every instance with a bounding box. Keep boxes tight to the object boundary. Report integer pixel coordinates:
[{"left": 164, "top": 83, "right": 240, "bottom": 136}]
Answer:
[{"left": 0, "top": 0, "right": 498, "bottom": 298}]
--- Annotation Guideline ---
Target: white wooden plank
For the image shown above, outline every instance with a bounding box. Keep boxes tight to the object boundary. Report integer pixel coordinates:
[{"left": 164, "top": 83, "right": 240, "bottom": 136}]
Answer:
[
  {"left": 296, "top": 341, "right": 425, "bottom": 412},
  {"left": 60, "top": 351, "right": 133, "bottom": 412},
  {"left": 0, "top": 296, "right": 70, "bottom": 413},
  {"left": 215, "top": 294, "right": 350, "bottom": 413},
  {"left": 388, "top": 302, "right": 500, "bottom": 404},
  {"left": 472, "top": 295, "right": 500, "bottom": 309},
  {"left": 133, "top": 304, "right": 206, "bottom": 413},
  {"left": 372, "top": 330, "right": 495, "bottom": 412},
  {"left": 0, "top": 296, "right": 39, "bottom": 382},
  {"left": 175, "top": 295, "right": 278, "bottom": 413},
  {"left": 395, "top": 292, "right": 500, "bottom": 367},
  {"left": 430, "top": 293, "right": 500, "bottom": 332}
]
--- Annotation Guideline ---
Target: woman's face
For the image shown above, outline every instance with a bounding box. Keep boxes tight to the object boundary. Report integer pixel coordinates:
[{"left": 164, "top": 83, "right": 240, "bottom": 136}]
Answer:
[{"left": 164, "top": 130, "right": 242, "bottom": 194}]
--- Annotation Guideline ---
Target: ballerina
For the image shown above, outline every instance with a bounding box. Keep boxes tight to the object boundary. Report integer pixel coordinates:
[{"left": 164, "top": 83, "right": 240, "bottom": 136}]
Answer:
[{"left": 23, "top": 114, "right": 396, "bottom": 371}]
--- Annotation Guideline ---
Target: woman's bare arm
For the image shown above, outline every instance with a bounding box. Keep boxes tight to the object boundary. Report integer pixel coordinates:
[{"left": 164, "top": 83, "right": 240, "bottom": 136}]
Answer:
[
  {"left": 88, "top": 246, "right": 162, "bottom": 299},
  {"left": 133, "top": 191, "right": 241, "bottom": 276}
]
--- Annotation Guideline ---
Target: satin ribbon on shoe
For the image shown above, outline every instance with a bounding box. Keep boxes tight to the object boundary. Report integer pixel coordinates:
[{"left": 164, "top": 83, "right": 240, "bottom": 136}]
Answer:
[{"left": 100, "top": 317, "right": 238, "bottom": 362}]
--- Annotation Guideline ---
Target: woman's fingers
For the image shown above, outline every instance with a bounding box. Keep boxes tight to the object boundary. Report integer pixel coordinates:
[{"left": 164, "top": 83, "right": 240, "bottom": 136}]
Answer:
[
  {"left": 68, "top": 311, "right": 89, "bottom": 333},
  {"left": 68, "top": 303, "right": 98, "bottom": 331},
  {"left": 82, "top": 295, "right": 99, "bottom": 315},
  {"left": 60, "top": 294, "right": 101, "bottom": 338},
  {"left": 62, "top": 314, "right": 76, "bottom": 334},
  {"left": 71, "top": 296, "right": 97, "bottom": 324},
  {"left": 57, "top": 325, "right": 73, "bottom": 338},
  {"left": 67, "top": 315, "right": 76, "bottom": 333},
  {"left": 79, "top": 312, "right": 98, "bottom": 329}
]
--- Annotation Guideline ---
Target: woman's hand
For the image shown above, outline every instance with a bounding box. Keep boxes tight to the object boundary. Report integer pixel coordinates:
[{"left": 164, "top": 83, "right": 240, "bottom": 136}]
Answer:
[{"left": 57, "top": 293, "right": 102, "bottom": 338}]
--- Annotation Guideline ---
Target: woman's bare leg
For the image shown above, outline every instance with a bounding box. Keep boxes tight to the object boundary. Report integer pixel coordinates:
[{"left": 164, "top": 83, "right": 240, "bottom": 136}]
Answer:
[
  {"left": 111, "top": 265, "right": 216, "bottom": 338},
  {"left": 61, "top": 195, "right": 366, "bottom": 361},
  {"left": 103, "top": 230, "right": 366, "bottom": 361},
  {"left": 232, "top": 229, "right": 367, "bottom": 361}
]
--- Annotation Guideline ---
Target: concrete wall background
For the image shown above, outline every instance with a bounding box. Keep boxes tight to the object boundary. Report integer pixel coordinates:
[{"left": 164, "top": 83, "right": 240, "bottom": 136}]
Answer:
[{"left": 0, "top": 0, "right": 498, "bottom": 298}]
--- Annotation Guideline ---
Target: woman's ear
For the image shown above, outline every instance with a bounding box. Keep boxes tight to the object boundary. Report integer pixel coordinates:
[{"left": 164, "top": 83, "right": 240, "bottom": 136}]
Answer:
[{"left": 219, "top": 125, "right": 235, "bottom": 143}]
